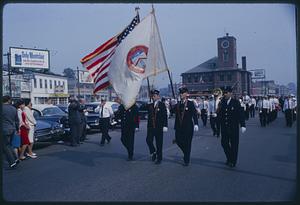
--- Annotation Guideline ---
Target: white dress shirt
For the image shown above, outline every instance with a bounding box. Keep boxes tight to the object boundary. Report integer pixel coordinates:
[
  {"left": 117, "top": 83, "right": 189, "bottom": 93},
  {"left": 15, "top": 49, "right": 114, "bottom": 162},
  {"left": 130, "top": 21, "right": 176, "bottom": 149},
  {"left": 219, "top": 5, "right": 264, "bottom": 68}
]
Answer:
[{"left": 95, "top": 103, "right": 114, "bottom": 118}]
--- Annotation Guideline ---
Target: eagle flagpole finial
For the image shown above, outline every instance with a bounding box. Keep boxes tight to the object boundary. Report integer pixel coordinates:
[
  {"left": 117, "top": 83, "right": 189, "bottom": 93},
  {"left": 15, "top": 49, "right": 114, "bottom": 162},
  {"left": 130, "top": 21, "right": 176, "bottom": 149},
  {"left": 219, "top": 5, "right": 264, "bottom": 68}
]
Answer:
[{"left": 135, "top": 6, "right": 140, "bottom": 15}]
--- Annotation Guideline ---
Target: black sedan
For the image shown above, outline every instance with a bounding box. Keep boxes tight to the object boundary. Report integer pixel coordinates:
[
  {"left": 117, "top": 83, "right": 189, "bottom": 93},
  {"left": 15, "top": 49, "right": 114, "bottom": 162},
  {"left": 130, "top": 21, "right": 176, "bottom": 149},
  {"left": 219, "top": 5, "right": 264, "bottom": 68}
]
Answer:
[{"left": 34, "top": 119, "right": 64, "bottom": 144}]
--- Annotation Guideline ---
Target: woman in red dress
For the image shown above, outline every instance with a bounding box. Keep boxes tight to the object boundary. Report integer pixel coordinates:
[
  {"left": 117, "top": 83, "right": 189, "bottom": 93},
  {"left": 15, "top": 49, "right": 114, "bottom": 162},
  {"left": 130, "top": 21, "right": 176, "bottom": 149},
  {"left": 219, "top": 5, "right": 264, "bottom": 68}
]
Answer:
[{"left": 16, "top": 99, "right": 30, "bottom": 160}]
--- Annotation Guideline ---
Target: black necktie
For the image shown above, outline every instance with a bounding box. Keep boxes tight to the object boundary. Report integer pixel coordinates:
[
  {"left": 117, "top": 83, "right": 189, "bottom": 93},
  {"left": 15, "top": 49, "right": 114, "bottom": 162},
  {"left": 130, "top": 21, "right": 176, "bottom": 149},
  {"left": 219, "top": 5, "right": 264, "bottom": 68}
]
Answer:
[{"left": 101, "top": 105, "right": 104, "bottom": 118}]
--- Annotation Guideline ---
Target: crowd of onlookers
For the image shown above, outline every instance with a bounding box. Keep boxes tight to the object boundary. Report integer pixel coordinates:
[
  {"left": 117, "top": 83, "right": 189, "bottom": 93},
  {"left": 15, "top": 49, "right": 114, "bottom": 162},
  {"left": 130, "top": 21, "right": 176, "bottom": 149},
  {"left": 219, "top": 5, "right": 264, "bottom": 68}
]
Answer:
[{"left": 2, "top": 95, "right": 38, "bottom": 169}]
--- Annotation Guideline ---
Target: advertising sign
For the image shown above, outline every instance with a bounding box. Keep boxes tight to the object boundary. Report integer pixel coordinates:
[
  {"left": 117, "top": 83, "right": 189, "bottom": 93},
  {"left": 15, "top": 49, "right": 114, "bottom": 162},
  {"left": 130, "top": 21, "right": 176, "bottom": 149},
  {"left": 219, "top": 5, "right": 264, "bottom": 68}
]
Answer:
[
  {"left": 78, "top": 70, "right": 93, "bottom": 83},
  {"left": 249, "top": 69, "right": 265, "bottom": 79},
  {"left": 10, "top": 47, "right": 50, "bottom": 69}
]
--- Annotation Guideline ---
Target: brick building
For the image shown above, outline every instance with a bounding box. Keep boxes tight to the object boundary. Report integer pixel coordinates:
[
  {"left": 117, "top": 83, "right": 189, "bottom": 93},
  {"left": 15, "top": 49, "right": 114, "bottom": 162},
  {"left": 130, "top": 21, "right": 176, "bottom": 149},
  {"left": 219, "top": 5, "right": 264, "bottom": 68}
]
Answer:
[{"left": 181, "top": 33, "right": 252, "bottom": 96}]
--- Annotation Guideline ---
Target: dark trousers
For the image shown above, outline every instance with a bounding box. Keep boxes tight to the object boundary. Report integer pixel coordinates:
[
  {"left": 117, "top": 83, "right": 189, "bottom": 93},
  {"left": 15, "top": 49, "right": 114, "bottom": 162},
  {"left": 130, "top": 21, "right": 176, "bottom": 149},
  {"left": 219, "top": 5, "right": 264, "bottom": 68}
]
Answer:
[
  {"left": 210, "top": 116, "right": 220, "bottom": 137},
  {"left": 175, "top": 130, "right": 193, "bottom": 164},
  {"left": 146, "top": 128, "right": 163, "bottom": 161},
  {"left": 259, "top": 111, "right": 263, "bottom": 126},
  {"left": 70, "top": 122, "right": 81, "bottom": 145},
  {"left": 121, "top": 127, "right": 135, "bottom": 158},
  {"left": 99, "top": 117, "right": 111, "bottom": 144},
  {"left": 2, "top": 132, "right": 17, "bottom": 165},
  {"left": 221, "top": 126, "right": 239, "bottom": 165},
  {"left": 245, "top": 104, "right": 250, "bottom": 120},
  {"left": 201, "top": 109, "right": 207, "bottom": 126},
  {"left": 285, "top": 109, "right": 293, "bottom": 127},
  {"left": 249, "top": 105, "right": 255, "bottom": 118},
  {"left": 261, "top": 109, "right": 268, "bottom": 127},
  {"left": 79, "top": 121, "right": 87, "bottom": 141}
]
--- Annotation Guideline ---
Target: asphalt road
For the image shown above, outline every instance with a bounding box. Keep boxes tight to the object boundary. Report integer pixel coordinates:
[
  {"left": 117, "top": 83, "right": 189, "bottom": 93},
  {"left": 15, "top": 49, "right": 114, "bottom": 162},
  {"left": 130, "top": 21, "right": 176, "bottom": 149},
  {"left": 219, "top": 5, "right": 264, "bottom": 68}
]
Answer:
[{"left": 2, "top": 112, "right": 297, "bottom": 202}]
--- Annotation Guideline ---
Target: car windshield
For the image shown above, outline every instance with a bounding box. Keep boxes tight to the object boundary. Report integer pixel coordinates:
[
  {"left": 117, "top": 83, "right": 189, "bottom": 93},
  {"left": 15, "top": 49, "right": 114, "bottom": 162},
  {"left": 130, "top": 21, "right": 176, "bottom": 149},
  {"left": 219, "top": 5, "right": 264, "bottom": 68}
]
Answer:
[{"left": 42, "top": 107, "right": 66, "bottom": 116}]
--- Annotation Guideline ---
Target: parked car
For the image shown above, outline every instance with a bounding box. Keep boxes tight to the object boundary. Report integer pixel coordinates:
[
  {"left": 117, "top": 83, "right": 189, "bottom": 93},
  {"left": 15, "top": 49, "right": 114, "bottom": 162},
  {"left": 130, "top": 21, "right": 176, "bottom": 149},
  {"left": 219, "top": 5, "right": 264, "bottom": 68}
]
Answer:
[
  {"left": 136, "top": 100, "right": 148, "bottom": 120},
  {"left": 84, "top": 101, "right": 120, "bottom": 130},
  {"left": 56, "top": 104, "right": 68, "bottom": 113},
  {"left": 34, "top": 119, "right": 64, "bottom": 143},
  {"left": 32, "top": 104, "right": 70, "bottom": 139}
]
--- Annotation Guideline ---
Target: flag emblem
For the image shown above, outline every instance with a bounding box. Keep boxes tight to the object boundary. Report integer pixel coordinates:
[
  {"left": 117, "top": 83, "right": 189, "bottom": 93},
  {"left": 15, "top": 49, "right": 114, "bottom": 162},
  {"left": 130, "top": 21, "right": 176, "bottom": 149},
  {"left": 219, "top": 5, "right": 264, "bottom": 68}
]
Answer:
[{"left": 126, "top": 45, "right": 148, "bottom": 74}]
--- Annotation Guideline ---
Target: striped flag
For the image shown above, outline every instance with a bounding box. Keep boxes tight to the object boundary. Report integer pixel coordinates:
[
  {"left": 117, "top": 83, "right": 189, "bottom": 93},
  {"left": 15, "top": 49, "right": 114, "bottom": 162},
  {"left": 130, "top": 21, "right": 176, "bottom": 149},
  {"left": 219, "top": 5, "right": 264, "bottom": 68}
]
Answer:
[{"left": 80, "top": 14, "right": 140, "bottom": 94}]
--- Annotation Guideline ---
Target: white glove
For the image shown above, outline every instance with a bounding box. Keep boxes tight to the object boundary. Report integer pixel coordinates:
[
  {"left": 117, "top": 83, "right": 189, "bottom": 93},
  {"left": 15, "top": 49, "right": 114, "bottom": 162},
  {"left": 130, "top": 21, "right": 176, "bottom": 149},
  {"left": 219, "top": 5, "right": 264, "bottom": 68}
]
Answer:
[
  {"left": 163, "top": 127, "right": 168, "bottom": 132},
  {"left": 241, "top": 127, "right": 246, "bottom": 133},
  {"left": 135, "top": 128, "right": 139, "bottom": 132},
  {"left": 194, "top": 125, "right": 199, "bottom": 132}
]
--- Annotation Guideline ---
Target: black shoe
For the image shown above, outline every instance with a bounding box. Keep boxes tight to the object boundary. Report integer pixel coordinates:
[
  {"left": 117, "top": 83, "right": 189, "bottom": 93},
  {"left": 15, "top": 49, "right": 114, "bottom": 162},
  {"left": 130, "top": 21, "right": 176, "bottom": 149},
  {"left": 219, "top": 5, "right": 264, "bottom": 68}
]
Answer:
[
  {"left": 155, "top": 160, "right": 161, "bottom": 164},
  {"left": 225, "top": 160, "right": 231, "bottom": 166},
  {"left": 182, "top": 162, "right": 189, "bottom": 166},
  {"left": 229, "top": 162, "right": 236, "bottom": 168},
  {"left": 151, "top": 152, "right": 157, "bottom": 161},
  {"left": 127, "top": 156, "right": 133, "bottom": 161},
  {"left": 15, "top": 159, "right": 20, "bottom": 164}
]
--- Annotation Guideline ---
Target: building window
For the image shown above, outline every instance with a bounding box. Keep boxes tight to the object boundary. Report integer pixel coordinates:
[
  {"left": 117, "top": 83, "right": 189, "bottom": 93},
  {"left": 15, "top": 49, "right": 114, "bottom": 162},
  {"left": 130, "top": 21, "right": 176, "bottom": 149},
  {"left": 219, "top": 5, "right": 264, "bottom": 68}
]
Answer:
[
  {"left": 58, "top": 81, "right": 61, "bottom": 86},
  {"left": 39, "top": 79, "right": 43, "bottom": 88},
  {"left": 45, "top": 79, "right": 48, "bottom": 88},
  {"left": 62, "top": 81, "right": 65, "bottom": 88},
  {"left": 194, "top": 75, "right": 199, "bottom": 83},
  {"left": 34, "top": 78, "right": 37, "bottom": 88},
  {"left": 223, "top": 50, "right": 229, "bottom": 62},
  {"left": 50, "top": 80, "right": 52, "bottom": 89},
  {"left": 220, "top": 75, "right": 224, "bottom": 81},
  {"left": 54, "top": 80, "right": 57, "bottom": 87},
  {"left": 188, "top": 76, "right": 192, "bottom": 83},
  {"left": 227, "top": 74, "right": 232, "bottom": 81}
]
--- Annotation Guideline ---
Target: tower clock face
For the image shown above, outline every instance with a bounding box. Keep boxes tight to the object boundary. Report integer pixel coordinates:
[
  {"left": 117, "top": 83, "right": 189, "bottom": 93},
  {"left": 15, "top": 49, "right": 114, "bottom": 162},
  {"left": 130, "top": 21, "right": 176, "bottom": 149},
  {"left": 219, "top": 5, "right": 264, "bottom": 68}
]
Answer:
[{"left": 221, "top": 40, "right": 230, "bottom": 49}]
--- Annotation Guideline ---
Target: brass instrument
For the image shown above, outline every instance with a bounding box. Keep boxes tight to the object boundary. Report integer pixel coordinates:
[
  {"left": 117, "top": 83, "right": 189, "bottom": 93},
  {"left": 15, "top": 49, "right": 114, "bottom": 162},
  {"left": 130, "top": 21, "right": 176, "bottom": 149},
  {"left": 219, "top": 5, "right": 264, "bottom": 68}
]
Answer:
[{"left": 212, "top": 88, "right": 223, "bottom": 114}]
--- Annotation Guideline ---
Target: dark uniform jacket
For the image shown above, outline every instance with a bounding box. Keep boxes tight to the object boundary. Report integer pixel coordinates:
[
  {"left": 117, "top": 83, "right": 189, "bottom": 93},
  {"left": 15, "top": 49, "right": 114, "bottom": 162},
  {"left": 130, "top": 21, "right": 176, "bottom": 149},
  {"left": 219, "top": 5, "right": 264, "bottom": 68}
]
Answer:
[
  {"left": 116, "top": 104, "right": 139, "bottom": 129},
  {"left": 174, "top": 100, "right": 198, "bottom": 133},
  {"left": 78, "top": 103, "right": 87, "bottom": 124},
  {"left": 218, "top": 98, "right": 245, "bottom": 133},
  {"left": 68, "top": 100, "right": 81, "bottom": 124},
  {"left": 147, "top": 101, "right": 168, "bottom": 129}
]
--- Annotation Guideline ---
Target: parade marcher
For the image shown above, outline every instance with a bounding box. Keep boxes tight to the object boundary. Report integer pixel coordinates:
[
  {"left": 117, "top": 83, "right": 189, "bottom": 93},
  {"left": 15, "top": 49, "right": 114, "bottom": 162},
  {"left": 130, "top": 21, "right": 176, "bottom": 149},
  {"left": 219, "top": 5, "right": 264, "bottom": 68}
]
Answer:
[
  {"left": 219, "top": 86, "right": 246, "bottom": 168},
  {"left": 199, "top": 96, "right": 209, "bottom": 127},
  {"left": 24, "top": 99, "right": 37, "bottom": 158},
  {"left": 78, "top": 98, "right": 88, "bottom": 143},
  {"left": 68, "top": 96, "right": 81, "bottom": 146},
  {"left": 291, "top": 94, "right": 297, "bottom": 122},
  {"left": 242, "top": 91, "right": 251, "bottom": 121},
  {"left": 115, "top": 98, "right": 139, "bottom": 161},
  {"left": 208, "top": 95, "right": 220, "bottom": 137},
  {"left": 261, "top": 96, "right": 270, "bottom": 127},
  {"left": 283, "top": 95, "right": 294, "bottom": 127},
  {"left": 174, "top": 87, "right": 199, "bottom": 166},
  {"left": 257, "top": 96, "right": 263, "bottom": 126},
  {"left": 95, "top": 98, "right": 114, "bottom": 146},
  {"left": 146, "top": 89, "right": 168, "bottom": 164},
  {"left": 249, "top": 96, "right": 256, "bottom": 118},
  {"left": 2, "top": 96, "right": 20, "bottom": 168}
]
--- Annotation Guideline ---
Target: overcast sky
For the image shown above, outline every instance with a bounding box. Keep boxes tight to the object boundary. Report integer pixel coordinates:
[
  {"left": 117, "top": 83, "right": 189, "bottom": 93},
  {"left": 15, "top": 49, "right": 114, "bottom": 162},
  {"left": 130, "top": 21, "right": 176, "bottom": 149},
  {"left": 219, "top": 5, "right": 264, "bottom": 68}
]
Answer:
[{"left": 2, "top": 3, "right": 296, "bottom": 88}]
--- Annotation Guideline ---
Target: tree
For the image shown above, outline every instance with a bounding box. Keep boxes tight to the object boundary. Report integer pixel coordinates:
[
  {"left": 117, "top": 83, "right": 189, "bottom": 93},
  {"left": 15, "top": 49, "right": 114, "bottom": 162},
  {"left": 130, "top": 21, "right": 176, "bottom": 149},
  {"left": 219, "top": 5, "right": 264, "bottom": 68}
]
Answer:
[{"left": 63, "top": 68, "right": 76, "bottom": 79}]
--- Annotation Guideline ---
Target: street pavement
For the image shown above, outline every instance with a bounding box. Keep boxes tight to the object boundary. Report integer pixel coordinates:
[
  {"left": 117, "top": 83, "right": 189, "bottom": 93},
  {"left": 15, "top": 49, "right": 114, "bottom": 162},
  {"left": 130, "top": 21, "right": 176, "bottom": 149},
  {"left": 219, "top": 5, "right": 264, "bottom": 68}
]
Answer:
[{"left": 2, "top": 112, "right": 297, "bottom": 202}]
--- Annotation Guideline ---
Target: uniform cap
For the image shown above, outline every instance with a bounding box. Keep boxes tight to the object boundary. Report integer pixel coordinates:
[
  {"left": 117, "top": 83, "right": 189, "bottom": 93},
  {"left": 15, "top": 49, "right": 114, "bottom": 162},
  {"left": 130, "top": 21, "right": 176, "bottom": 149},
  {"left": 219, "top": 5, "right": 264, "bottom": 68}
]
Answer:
[
  {"left": 150, "top": 89, "right": 160, "bottom": 95},
  {"left": 179, "top": 87, "right": 188, "bottom": 94}
]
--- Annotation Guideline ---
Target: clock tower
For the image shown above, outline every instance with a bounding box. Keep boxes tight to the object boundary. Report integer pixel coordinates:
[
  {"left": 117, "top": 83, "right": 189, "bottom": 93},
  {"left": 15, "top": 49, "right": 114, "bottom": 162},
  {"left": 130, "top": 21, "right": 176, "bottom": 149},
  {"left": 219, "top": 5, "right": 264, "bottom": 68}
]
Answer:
[{"left": 217, "top": 33, "right": 237, "bottom": 68}]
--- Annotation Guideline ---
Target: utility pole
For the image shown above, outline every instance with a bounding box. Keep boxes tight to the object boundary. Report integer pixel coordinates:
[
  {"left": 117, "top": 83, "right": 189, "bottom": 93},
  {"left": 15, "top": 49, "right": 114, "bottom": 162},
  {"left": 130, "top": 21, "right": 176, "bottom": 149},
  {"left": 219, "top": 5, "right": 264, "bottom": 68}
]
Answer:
[
  {"left": 77, "top": 66, "right": 80, "bottom": 98},
  {"left": 3, "top": 52, "right": 12, "bottom": 97}
]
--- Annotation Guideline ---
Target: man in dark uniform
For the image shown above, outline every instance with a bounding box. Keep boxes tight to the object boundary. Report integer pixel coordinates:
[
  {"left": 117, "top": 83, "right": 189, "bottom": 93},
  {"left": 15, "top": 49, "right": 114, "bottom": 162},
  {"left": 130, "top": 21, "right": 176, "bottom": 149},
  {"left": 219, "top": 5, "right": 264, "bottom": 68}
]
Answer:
[
  {"left": 68, "top": 96, "right": 81, "bottom": 146},
  {"left": 219, "top": 86, "right": 246, "bottom": 168},
  {"left": 79, "top": 98, "right": 87, "bottom": 143},
  {"left": 115, "top": 98, "right": 139, "bottom": 161},
  {"left": 146, "top": 89, "right": 168, "bottom": 164},
  {"left": 174, "top": 87, "right": 199, "bottom": 166}
]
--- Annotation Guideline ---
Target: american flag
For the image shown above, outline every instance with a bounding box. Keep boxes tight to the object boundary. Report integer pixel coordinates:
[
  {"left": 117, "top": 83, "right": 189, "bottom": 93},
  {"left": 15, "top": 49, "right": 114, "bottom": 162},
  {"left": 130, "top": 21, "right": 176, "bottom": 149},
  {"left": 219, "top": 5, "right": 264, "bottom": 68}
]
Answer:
[{"left": 80, "top": 14, "right": 140, "bottom": 94}]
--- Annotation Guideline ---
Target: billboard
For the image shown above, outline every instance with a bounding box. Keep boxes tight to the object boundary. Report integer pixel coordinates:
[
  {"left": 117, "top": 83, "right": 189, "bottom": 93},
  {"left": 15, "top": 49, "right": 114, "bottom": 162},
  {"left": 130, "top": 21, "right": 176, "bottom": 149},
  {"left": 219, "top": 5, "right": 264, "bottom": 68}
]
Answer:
[
  {"left": 78, "top": 70, "right": 93, "bottom": 83},
  {"left": 249, "top": 69, "right": 265, "bottom": 79},
  {"left": 10, "top": 47, "right": 50, "bottom": 69}
]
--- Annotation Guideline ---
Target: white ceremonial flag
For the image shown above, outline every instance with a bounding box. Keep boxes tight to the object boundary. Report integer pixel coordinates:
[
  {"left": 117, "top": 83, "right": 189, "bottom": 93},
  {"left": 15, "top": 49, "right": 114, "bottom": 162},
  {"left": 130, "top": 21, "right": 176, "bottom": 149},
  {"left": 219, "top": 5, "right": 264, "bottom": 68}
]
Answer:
[{"left": 109, "top": 11, "right": 168, "bottom": 109}]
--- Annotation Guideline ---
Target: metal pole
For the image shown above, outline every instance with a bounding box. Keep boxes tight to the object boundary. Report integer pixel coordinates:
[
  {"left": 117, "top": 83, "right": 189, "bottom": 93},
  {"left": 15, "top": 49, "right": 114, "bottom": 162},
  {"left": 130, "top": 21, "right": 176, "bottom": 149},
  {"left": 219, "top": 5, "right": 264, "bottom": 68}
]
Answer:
[
  {"left": 6, "top": 52, "right": 12, "bottom": 97},
  {"left": 147, "top": 77, "right": 151, "bottom": 102},
  {"left": 167, "top": 70, "right": 176, "bottom": 99},
  {"left": 77, "top": 66, "right": 80, "bottom": 98}
]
